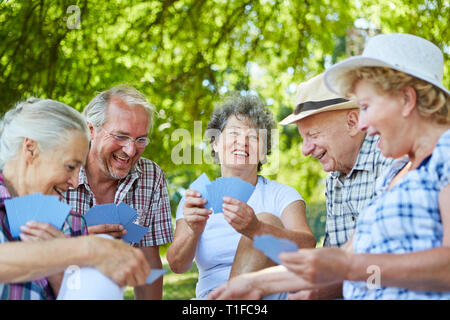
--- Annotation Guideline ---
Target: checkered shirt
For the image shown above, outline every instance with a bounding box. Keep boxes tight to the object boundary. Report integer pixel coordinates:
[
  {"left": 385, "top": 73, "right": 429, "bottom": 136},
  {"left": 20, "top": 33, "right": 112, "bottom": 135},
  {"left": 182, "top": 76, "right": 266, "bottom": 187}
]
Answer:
[
  {"left": 63, "top": 158, "right": 173, "bottom": 247},
  {"left": 323, "top": 134, "right": 393, "bottom": 247},
  {"left": 344, "top": 129, "right": 450, "bottom": 299}
]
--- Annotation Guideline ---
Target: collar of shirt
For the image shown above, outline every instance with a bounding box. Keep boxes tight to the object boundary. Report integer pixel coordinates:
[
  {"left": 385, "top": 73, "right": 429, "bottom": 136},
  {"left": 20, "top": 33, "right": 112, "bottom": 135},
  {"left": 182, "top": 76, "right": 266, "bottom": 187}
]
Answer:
[
  {"left": 76, "top": 161, "right": 143, "bottom": 188},
  {"left": 330, "top": 134, "right": 379, "bottom": 181},
  {"left": 73, "top": 161, "right": 143, "bottom": 205}
]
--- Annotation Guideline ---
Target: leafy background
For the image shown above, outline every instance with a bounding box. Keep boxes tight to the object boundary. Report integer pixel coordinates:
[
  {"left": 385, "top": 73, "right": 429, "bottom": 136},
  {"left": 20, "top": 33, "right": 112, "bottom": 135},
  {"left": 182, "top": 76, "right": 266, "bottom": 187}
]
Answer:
[{"left": 1, "top": 0, "right": 448, "bottom": 299}]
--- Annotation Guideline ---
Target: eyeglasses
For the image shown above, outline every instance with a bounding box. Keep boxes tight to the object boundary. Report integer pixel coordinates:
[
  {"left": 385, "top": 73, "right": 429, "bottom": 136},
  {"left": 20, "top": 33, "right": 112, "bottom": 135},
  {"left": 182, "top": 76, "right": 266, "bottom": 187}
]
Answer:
[{"left": 100, "top": 128, "right": 150, "bottom": 149}]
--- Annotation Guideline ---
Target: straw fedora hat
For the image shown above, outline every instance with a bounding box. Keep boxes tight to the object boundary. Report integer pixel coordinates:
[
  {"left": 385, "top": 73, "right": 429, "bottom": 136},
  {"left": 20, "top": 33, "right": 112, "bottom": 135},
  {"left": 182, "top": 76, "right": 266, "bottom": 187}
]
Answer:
[
  {"left": 324, "top": 33, "right": 449, "bottom": 97},
  {"left": 279, "top": 73, "right": 357, "bottom": 126}
]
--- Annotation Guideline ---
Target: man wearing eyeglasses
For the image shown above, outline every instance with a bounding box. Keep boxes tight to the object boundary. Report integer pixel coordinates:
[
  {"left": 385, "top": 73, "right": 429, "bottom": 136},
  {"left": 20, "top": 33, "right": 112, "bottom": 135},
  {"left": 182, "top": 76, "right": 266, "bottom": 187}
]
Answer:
[{"left": 63, "top": 85, "right": 173, "bottom": 300}]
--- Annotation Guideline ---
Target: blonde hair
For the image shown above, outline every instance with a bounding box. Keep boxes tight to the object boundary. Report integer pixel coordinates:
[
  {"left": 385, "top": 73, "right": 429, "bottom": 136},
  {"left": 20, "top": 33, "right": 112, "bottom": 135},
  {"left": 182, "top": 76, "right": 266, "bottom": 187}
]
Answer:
[{"left": 339, "top": 67, "right": 449, "bottom": 124}]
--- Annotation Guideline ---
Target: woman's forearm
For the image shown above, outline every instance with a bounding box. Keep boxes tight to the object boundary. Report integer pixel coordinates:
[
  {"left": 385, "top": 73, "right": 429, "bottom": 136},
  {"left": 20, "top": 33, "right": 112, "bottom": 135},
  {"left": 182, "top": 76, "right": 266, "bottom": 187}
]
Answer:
[
  {"left": 0, "top": 237, "right": 91, "bottom": 283},
  {"left": 166, "top": 223, "right": 201, "bottom": 274},
  {"left": 348, "top": 248, "right": 450, "bottom": 291}
]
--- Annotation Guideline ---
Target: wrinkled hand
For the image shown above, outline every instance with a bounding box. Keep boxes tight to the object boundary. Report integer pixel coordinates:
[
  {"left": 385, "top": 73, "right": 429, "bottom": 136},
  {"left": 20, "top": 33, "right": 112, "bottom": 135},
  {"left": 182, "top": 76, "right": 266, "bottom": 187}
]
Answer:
[
  {"left": 288, "top": 289, "right": 319, "bottom": 300},
  {"left": 20, "top": 221, "right": 66, "bottom": 241},
  {"left": 280, "top": 247, "right": 351, "bottom": 287},
  {"left": 89, "top": 236, "right": 150, "bottom": 287},
  {"left": 222, "top": 196, "right": 260, "bottom": 238},
  {"left": 87, "top": 224, "right": 127, "bottom": 239},
  {"left": 183, "top": 189, "right": 212, "bottom": 235},
  {"left": 208, "top": 274, "right": 264, "bottom": 300}
]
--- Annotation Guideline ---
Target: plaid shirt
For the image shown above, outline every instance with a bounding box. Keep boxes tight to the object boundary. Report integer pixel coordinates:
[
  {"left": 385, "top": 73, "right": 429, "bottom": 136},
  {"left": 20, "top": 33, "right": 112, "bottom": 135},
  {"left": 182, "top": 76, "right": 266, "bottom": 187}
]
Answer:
[
  {"left": 344, "top": 129, "right": 450, "bottom": 299},
  {"left": 0, "top": 173, "right": 88, "bottom": 300},
  {"left": 63, "top": 158, "right": 173, "bottom": 247},
  {"left": 323, "top": 135, "right": 393, "bottom": 247}
]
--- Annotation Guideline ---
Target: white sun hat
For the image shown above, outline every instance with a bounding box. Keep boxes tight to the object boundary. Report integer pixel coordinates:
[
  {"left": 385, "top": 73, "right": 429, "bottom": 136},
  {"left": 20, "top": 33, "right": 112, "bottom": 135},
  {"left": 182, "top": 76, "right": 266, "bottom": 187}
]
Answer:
[{"left": 323, "top": 33, "right": 449, "bottom": 97}]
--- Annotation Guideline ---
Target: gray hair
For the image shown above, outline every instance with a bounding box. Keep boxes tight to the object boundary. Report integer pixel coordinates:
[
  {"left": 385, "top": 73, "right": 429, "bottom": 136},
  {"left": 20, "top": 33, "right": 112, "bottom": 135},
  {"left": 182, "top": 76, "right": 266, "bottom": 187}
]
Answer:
[
  {"left": 206, "top": 93, "right": 276, "bottom": 171},
  {"left": 0, "top": 98, "right": 90, "bottom": 169},
  {"left": 82, "top": 85, "right": 155, "bottom": 131}
]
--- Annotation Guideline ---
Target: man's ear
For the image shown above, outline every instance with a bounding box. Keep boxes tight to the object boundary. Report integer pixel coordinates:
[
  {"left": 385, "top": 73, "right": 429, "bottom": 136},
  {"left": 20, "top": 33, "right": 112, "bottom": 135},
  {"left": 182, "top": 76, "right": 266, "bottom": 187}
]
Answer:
[
  {"left": 22, "top": 138, "right": 39, "bottom": 164},
  {"left": 401, "top": 86, "right": 417, "bottom": 118},
  {"left": 87, "top": 122, "right": 96, "bottom": 140},
  {"left": 346, "top": 110, "right": 360, "bottom": 137}
]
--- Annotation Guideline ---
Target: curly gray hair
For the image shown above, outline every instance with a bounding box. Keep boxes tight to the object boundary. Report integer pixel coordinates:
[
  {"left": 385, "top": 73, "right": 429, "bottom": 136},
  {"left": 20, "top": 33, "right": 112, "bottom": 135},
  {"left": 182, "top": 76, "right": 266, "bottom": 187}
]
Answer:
[{"left": 206, "top": 93, "right": 275, "bottom": 171}]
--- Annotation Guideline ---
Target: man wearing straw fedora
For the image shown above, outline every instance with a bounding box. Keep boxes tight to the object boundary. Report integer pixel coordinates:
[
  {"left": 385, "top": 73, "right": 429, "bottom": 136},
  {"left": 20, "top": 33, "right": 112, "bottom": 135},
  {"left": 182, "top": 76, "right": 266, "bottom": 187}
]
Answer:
[{"left": 280, "top": 73, "right": 392, "bottom": 252}]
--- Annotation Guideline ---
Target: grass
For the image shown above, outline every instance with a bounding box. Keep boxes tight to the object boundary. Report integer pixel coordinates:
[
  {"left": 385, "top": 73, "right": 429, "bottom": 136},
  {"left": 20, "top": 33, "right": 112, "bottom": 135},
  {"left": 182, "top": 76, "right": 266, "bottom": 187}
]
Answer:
[{"left": 124, "top": 258, "right": 198, "bottom": 300}]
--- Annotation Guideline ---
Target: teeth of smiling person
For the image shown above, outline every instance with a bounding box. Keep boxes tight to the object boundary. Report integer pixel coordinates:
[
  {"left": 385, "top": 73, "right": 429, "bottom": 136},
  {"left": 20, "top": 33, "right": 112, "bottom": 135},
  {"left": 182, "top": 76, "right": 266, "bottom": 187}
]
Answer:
[
  {"left": 114, "top": 154, "right": 129, "bottom": 161},
  {"left": 233, "top": 151, "right": 248, "bottom": 156}
]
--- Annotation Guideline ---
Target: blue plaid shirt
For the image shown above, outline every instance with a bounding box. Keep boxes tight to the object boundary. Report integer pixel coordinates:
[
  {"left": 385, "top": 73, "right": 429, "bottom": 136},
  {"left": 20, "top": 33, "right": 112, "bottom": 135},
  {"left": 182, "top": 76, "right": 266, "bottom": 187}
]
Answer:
[
  {"left": 344, "top": 129, "right": 450, "bottom": 299},
  {"left": 324, "top": 134, "right": 393, "bottom": 247}
]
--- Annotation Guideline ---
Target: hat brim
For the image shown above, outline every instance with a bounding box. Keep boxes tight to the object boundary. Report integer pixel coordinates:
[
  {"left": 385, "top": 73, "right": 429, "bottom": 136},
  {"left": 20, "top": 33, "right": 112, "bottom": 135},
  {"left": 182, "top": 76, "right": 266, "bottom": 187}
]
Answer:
[
  {"left": 324, "top": 56, "right": 450, "bottom": 97},
  {"left": 279, "top": 100, "right": 357, "bottom": 125}
]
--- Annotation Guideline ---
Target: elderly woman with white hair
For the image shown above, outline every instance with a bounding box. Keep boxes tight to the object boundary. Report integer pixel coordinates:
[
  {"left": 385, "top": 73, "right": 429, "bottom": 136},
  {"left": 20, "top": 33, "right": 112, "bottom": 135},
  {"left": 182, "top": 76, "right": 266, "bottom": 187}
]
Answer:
[
  {"left": 209, "top": 33, "right": 450, "bottom": 300},
  {"left": 0, "top": 98, "right": 150, "bottom": 299}
]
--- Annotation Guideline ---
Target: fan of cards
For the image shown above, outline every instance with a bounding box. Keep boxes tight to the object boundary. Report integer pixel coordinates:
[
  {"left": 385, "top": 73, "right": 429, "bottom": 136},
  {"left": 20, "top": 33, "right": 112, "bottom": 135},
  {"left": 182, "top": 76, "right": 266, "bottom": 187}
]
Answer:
[
  {"left": 188, "top": 173, "right": 256, "bottom": 214},
  {"left": 4, "top": 193, "right": 72, "bottom": 238},
  {"left": 84, "top": 202, "right": 148, "bottom": 244}
]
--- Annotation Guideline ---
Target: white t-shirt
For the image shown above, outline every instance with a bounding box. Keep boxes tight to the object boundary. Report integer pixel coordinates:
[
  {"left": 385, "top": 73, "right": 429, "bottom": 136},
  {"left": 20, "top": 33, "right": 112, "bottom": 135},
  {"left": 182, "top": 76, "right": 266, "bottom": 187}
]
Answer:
[{"left": 175, "top": 176, "right": 304, "bottom": 299}]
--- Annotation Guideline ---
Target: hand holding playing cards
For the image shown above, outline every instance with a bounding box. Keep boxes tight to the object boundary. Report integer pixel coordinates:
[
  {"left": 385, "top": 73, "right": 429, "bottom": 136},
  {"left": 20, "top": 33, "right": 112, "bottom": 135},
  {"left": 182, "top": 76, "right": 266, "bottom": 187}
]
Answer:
[
  {"left": 222, "top": 196, "right": 260, "bottom": 238},
  {"left": 280, "top": 247, "right": 351, "bottom": 287},
  {"left": 87, "top": 224, "right": 127, "bottom": 238},
  {"left": 183, "top": 189, "right": 212, "bottom": 235},
  {"left": 19, "top": 221, "right": 66, "bottom": 242}
]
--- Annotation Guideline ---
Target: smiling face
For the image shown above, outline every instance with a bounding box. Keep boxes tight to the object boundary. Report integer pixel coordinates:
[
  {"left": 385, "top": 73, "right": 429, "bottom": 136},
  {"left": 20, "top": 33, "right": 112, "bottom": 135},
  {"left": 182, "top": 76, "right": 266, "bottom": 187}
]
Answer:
[
  {"left": 213, "top": 115, "right": 266, "bottom": 174},
  {"left": 296, "top": 110, "right": 363, "bottom": 174},
  {"left": 88, "top": 96, "right": 150, "bottom": 180},
  {"left": 354, "top": 79, "right": 409, "bottom": 159},
  {"left": 26, "top": 131, "right": 89, "bottom": 197}
]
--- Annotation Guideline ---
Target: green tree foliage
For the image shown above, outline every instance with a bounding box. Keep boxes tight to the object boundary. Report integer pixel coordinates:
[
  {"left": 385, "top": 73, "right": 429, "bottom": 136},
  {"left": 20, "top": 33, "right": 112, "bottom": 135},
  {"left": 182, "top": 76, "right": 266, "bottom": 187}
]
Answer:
[{"left": 1, "top": 1, "right": 448, "bottom": 236}]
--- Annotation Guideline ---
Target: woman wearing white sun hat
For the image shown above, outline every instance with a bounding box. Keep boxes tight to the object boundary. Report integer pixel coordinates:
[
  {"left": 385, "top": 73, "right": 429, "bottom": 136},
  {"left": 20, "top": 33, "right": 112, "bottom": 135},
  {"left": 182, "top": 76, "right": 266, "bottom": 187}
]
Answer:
[{"left": 278, "top": 33, "right": 450, "bottom": 299}]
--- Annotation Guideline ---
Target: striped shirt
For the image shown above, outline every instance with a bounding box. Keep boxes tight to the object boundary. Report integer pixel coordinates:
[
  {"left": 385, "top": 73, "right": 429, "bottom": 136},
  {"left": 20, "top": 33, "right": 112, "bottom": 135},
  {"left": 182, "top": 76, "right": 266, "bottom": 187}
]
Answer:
[
  {"left": 63, "top": 158, "right": 173, "bottom": 247},
  {"left": 0, "top": 173, "right": 88, "bottom": 300},
  {"left": 344, "top": 129, "right": 450, "bottom": 299},
  {"left": 323, "top": 134, "right": 393, "bottom": 247}
]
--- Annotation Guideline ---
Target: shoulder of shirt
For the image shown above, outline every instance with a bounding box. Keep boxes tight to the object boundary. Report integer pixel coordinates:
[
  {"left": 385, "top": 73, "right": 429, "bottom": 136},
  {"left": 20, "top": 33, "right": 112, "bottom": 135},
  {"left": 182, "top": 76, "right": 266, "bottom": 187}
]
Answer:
[
  {"left": 136, "top": 157, "right": 166, "bottom": 176},
  {"left": 436, "top": 129, "right": 450, "bottom": 149}
]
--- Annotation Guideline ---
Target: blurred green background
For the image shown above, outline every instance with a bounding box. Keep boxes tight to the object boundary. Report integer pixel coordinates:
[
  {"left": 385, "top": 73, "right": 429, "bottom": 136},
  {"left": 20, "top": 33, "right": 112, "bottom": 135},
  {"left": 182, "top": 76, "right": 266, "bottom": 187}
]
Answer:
[{"left": 1, "top": 0, "right": 448, "bottom": 299}]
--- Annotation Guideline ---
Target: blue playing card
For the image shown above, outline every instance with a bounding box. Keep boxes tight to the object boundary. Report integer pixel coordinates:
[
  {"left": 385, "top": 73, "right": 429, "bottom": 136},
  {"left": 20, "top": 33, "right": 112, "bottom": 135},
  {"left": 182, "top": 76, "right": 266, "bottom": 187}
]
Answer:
[
  {"left": 204, "top": 176, "right": 256, "bottom": 214},
  {"left": 122, "top": 221, "right": 148, "bottom": 243},
  {"left": 189, "top": 172, "right": 211, "bottom": 196},
  {"left": 253, "top": 234, "right": 299, "bottom": 264},
  {"left": 37, "top": 196, "right": 72, "bottom": 231},
  {"left": 117, "top": 202, "right": 138, "bottom": 226},
  {"left": 145, "top": 269, "right": 167, "bottom": 284},
  {"left": 84, "top": 204, "right": 120, "bottom": 226},
  {"left": 189, "top": 172, "right": 211, "bottom": 209},
  {"left": 4, "top": 193, "right": 71, "bottom": 238}
]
